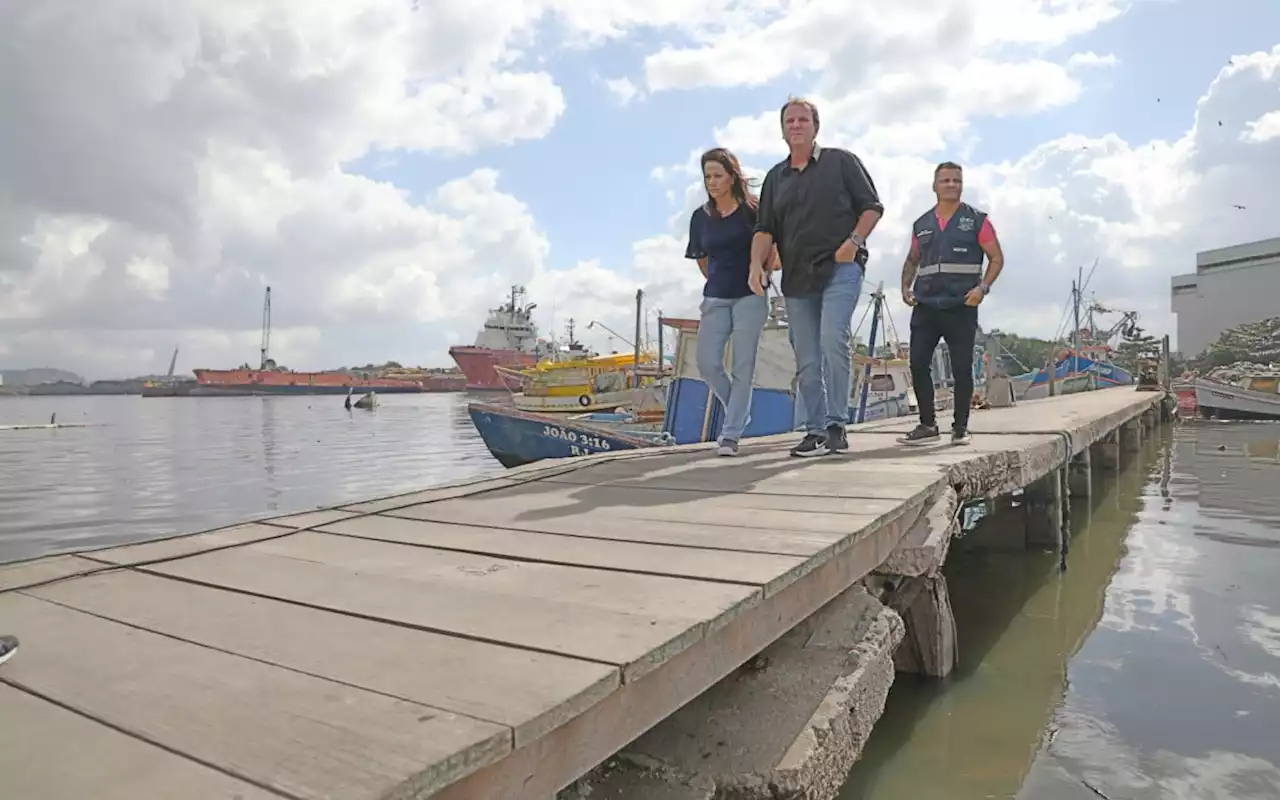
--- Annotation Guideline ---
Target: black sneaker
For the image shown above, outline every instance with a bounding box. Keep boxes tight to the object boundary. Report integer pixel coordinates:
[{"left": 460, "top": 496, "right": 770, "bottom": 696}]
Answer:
[
  {"left": 790, "top": 433, "right": 828, "bottom": 457},
  {"left": 825, "top": 424, "right": 848, "bottom": 453},
  {"left": 0, "top": 634, "right": 18, "bottom": 666},
  {"left": 951, "top": 426, "right": 972, "bottom": 446},
  {"left": 717, "top": 438, "right": 740, "bottom": 457},
  {"left": 897, "top": 424, "right": 941, "bottom": 446}
]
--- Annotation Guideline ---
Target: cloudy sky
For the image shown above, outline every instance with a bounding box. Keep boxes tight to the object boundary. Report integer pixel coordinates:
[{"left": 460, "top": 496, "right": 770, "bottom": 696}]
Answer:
[{"left": 1, "top": 0, "right": 1277, "bottom": 379}]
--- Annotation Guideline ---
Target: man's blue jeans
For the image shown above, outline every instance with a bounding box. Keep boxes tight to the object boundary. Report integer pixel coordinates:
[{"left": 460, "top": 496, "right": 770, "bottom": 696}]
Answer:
[
  {"left": 696, "top": 293, "right": 770, "bottom": 442},
  {"left": 786, "top": 261, "right": 864, "bottom": 435}
]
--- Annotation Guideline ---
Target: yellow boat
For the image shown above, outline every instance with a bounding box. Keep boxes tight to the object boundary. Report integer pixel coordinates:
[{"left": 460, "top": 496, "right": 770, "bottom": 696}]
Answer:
[{"left": 497, "top": 351, "right": 667, "bottom": 413}]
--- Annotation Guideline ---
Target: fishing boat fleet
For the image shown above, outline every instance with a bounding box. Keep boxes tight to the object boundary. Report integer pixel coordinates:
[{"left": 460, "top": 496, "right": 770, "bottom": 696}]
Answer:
[
  {"left": 466, "top": 291, "right": 917, "bottom": 467},
  {"left": 464, "top": 281, "right": 1174, "bottom": 469}
]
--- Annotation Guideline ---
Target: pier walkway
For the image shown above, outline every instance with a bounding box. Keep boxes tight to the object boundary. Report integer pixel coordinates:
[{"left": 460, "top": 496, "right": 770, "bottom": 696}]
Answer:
[{"left": 0, "top": 388, "right": 1165, "bottom": 800}]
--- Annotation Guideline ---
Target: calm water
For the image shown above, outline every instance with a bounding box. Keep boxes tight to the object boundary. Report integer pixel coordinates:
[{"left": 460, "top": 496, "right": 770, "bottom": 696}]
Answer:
[
  {"left": 841, "top": 421, "right": 1280, "bottom": 799},
  {"left": 5, "top": 397, "right": 1279, "bottom": 797},
  {"left": 0, "top": 393, "right": 499, "bottom": 564}
]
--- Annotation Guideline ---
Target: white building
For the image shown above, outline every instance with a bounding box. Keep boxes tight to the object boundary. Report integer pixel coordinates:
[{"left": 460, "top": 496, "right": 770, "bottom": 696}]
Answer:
[{"left": 1170, "top": 236, "right": 1280, "bottom": 358}]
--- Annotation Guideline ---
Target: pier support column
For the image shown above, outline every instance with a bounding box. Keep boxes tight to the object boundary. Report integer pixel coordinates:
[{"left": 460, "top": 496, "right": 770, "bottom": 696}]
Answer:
[
  {"left": 1096, "top": 432, "right": 1121, "bottom": 471},
  {"left": 885, "top": 574, "right": 957, "bottom": 678},
  {"left": 1025, "top": 468, "right": 1064, "bottom": 551},
  {"left": 1122, "top": 419, "right": 1142, "bottom": 454},
  {"left": 1068, "top": 447, "right": 1092, "bottom": 499}
]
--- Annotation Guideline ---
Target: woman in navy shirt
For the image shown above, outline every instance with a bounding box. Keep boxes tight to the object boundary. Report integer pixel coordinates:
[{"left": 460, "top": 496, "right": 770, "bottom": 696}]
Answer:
[{"left": 685, "top": 148, "right": 776, "bottom": 456}]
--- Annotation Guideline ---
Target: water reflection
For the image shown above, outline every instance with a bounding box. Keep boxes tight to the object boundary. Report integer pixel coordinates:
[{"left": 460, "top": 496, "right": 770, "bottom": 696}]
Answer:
[
  {"left": 0, "top": 393, "right": 498, "bottom": 563},
  {"left": 842, "top": 423, "right": 1280, "bottom": 799}
]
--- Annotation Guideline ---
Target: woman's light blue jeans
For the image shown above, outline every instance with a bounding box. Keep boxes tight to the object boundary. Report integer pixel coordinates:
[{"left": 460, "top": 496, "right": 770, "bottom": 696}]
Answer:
[{"left": 696, "top": 293, "right": 770, "bottom": 442}]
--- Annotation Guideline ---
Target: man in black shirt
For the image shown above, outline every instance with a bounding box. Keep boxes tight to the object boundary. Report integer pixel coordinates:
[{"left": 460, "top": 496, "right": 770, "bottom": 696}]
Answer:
[{"left": 749, "top": 97, "right": 884, "bottom": 457}]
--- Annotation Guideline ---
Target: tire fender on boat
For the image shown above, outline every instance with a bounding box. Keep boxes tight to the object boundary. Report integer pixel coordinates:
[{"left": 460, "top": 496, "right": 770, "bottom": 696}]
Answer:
[{"left": 578, "top": 394, "right": 592, "bottom": 407}]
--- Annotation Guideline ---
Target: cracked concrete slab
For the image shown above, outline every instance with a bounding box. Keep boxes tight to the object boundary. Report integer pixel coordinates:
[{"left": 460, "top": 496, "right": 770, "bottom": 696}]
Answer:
[{"left": 560, "top": 585, "right": 904, "bottom": 800}]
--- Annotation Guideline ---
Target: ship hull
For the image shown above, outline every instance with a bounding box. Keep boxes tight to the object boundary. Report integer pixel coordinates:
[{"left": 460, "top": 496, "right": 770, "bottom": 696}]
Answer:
[
  {"left": 187, "top": 383, "right": 427, "bottom": 396},
  {"left": 449, "top": 346, "right": 536, "bottom": 391},
  {"left": 191, "top": 368, "right": 444, "bottom": 395}
]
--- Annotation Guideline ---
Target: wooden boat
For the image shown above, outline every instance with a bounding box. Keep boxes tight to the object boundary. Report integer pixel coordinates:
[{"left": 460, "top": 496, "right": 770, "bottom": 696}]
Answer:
[
  {"left": 1193, "top": 371, "right": 1280, "bottom": 420},
  {"left": 497, "top": 351, "right": 668, "bottom": 413}
]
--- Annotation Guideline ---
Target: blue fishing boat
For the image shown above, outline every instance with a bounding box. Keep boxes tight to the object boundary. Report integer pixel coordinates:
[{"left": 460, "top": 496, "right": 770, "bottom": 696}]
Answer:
[{"left": 466, "top": 403, "right": 667, "bottom": 468}]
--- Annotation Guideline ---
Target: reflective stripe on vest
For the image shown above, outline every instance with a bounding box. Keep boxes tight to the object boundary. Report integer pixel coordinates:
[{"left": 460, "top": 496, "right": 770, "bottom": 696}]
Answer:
[{"left": 916, "top": 262, "right": 984, "bottom": 276}]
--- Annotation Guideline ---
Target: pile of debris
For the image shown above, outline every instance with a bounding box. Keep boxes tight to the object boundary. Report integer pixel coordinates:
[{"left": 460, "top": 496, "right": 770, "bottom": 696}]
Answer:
[
  {"left": 1205, "top": 361, "right": 1280, "bottom": 383},
  {"left": 1201, "top": 316, "right": 1280, "bottom": 368}
]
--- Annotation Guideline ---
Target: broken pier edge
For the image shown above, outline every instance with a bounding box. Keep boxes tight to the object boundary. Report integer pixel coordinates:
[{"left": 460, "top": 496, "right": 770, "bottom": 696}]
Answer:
[{"left": 558, "top": 487, "right": 961, "bottom": 800}]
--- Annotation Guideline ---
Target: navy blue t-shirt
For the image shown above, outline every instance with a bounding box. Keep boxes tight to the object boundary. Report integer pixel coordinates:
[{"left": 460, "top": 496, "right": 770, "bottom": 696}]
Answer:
[{"left": 685, "top": 204, "right": 755, "bottom": 299}]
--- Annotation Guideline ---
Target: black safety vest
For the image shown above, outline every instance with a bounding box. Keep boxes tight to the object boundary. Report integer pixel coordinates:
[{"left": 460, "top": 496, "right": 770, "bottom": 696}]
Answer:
[{"left": 912, "top": 203, "right": 986, "bottom": 309}]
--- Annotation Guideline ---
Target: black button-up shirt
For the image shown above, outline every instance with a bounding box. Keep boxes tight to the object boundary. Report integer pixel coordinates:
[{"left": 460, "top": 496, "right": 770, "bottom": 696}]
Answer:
[{"left": 755, "top": 144, "right": 884, "bottom": 297}]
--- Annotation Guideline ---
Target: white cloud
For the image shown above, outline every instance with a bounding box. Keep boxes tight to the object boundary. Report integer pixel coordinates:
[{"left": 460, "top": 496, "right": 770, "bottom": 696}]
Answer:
[
  {"left": 1, "top": 0, "right": 1278, "bottom": 379},
  {"left": 604, "top": 77, "right": 641, "bottom": 106},
  {"left": 1068, "top": 51, "right": 1121, "bottom": 68},
  {"left": 1242, "top": 110, "right": 1280, "bottom": 143},
  {"left": 642, "top": 45, "right": 1280, "bottom": 352}
]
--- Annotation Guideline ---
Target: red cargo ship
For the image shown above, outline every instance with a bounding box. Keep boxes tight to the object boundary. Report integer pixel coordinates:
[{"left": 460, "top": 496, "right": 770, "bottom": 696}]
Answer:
[
  {"left": 183, "top": 286, "right": 468, "bottom": 396},
  {"left": 449, "top": 285, "right": 554, "bottom": 390},
  {"left": 192, "top": 367, "right": 436, "bottom": 395}
]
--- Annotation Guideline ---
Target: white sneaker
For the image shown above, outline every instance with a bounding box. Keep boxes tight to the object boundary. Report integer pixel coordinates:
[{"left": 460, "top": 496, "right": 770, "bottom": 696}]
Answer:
[{"left": 717, "top": 439, "right": 740, "bottom": 457}]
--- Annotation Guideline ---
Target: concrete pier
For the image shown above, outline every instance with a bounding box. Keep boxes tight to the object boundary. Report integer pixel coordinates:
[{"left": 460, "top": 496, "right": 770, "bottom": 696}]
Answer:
[{"left": 0, "top": 388, "right": 1166, "bottom": 800}]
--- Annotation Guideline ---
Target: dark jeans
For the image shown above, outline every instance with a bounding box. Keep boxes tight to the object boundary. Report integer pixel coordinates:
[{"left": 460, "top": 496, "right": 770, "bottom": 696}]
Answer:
[{"left": 909, "top": 304, "right": 978, "bottom": 430}]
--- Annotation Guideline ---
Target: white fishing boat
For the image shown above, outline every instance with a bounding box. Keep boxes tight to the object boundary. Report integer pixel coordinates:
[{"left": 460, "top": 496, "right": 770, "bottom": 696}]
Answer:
[{"left": 1193, "top": 371, "right": 1280, "bottom": 420}]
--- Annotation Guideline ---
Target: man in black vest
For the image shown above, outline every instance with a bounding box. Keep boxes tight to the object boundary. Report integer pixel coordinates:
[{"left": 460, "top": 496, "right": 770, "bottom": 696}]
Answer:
[{"left": 898, "top": 161, "right": 1004, "bottom": 446}]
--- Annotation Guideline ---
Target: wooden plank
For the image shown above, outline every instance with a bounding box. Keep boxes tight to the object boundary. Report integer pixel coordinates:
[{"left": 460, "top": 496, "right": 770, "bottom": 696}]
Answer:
[
  {"left": 544, "top": 466, "right": 944, "bottom": 501},
  {"left": 0, "top": 554, "right": 101, "bottom": 591},
  {"left": 391, "top": 500, "right": 849, "bottom": 556},
  {"left": 85, "top": 523, "right": 290, "bottom": 567},
  {"left": 850, "top": 387, "right": 1158, "bottom": 439},
  {"left": 430, "top": 489, "right": 920, "bottom": 800},
  {"left": 140, "top": 532, "right": 761, "bottom": 680},
  {"left": 0, "top": 684, "right": 283, "bottom": 800},
  {"left": 339, "top": 477, "right": 521, "bottom": 514},
  {"left": 392, "top": 482, "right": 918, "bottom": 537},
  {"left": 259, "top": 508, "right": 357, "bottom": 529},
  {"left": 0, "top": 592, "right": 512, "bottom": 800},
  {"left": 31, "top": 570, "right": 618, "bottom": 748},
  {"left": 317, "top": 515, "right": 806, "bottom": 585}
]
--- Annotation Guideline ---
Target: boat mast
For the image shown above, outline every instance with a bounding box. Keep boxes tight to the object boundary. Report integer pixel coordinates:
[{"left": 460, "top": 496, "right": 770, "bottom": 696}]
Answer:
[
  {"left": 1072, "top": 267, "right": 1082, "bottom": 374},
  {"left": 260, "top": 286, "right": 272, "bottom": 370},
  {"left": 633, "top": 289, "right": 643, "bottom": 386},
  {"left": 854, "top": 283, "right": 885, "bottom": 424}
]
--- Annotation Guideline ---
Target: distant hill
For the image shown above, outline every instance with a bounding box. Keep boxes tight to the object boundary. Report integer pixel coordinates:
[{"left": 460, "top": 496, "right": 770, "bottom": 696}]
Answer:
[{"left": 0, "top": 368, "right": 85, "bottom": 387}]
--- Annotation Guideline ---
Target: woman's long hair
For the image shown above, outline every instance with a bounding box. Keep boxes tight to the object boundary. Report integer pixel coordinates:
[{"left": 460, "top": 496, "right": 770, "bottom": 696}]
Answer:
[{"left": 700, "top": 148, "right": 758, "bottom": 221}]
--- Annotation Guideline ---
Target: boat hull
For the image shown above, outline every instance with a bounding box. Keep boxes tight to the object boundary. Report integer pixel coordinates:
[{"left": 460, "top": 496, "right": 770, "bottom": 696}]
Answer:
[
  {"left": 1194, "top": 380, "right": 1280, "bottom": 420},
  {"left": 467, "top": 402, "right": 657, "bottom": 468},
  {"left": 449, "top": 346, "right": 535, "bottom": 391}
]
